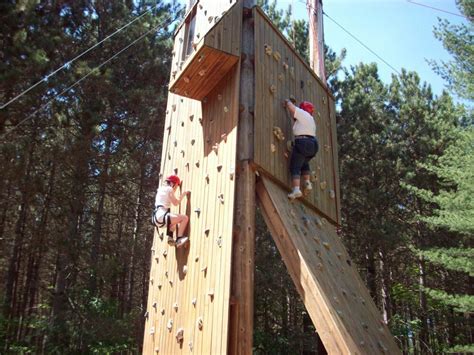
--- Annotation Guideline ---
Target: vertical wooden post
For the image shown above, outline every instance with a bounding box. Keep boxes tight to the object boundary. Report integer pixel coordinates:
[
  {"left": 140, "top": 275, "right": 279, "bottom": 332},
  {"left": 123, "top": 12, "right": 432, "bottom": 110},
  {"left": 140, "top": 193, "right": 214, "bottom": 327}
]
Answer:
[
  {"left": 229, "top": 1, "right": 255, "bottom": 354},
  {"left": 307, "top": 0, "right": 326, "bottom": 82}
]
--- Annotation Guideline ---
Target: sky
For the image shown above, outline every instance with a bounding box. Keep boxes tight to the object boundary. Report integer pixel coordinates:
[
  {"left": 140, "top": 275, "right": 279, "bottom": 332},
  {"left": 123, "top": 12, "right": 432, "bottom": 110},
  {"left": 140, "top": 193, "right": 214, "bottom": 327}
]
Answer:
[{"left": 179, "top": 0, "right": 469, "bottom": 98}]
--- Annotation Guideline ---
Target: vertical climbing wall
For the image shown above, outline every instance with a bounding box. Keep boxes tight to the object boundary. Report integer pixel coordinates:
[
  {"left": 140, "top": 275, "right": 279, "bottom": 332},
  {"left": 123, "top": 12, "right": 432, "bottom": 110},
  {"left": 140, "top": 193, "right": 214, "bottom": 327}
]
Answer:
[
  {"left": 254, "top": 8, "right": 341, "bottom": 225},
  {"left": 257, "top": 177, "right": 401, "bottom": 354},
  {"left": 143, "top": 66, "right": 240, "bottom": 354},
  {"left": 142, "top": 3, "right": 243, "bottom": 353}
]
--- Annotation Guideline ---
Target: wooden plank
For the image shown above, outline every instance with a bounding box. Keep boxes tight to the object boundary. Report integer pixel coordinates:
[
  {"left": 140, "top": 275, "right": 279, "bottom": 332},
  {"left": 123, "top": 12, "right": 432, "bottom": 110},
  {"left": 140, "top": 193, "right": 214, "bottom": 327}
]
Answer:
[{"left": 256, "top": 177, "right": 401, "bottom": 355}]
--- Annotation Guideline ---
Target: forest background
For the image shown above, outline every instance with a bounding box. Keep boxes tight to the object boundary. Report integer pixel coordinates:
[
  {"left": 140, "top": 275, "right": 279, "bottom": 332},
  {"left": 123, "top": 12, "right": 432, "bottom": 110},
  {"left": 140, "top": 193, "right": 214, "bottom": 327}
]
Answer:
[{"left": 0, "top": 0, "right": 472, "bottom": 353}]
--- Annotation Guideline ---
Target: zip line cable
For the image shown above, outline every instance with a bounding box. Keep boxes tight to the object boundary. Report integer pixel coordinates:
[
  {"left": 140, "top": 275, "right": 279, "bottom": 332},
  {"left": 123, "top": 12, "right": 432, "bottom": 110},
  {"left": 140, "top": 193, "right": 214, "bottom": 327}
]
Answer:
[
  {"left": 2, "top": 16, "right": 174, "bottom": 139},
  {"left": 407, "top": 0, "right": 471, "bottom": 20},
  {"left": 322, "top": 11, "right": 401, "bottom": 76},
  {"left": 1, "top": 4, "right": 161, "bottom": 110}
]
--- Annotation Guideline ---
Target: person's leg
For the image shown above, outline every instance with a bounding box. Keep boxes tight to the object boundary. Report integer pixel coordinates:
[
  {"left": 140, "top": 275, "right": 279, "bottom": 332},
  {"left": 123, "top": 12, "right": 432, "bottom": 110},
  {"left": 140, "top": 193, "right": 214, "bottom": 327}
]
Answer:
[
  {"left": 289, "top": 140, "right": 305, "bottom": 199},
  {"left": 301, "top": 160, "right": 312, "bottom": 191},
  {"left": 169, "top": 214, "right": 189, "bottom": 237}
]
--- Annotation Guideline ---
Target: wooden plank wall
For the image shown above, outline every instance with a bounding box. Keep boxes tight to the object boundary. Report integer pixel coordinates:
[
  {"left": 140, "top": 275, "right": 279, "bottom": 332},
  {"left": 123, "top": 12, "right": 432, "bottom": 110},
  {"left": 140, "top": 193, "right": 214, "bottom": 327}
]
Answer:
[
  {"left": 257, "top": 177, "right": 401, "bottom": 354},
  {"left": 142, "top": 3, "right": 243, "bottom": 352},
  {"left": 254, "top": 8, "right": 340, "bottom": 225},
  {"left": 143, "top": 65, "right": 240, "bottom": 354},
  {"left": 170, "top": 0, "right": 241, "bottom": 89}
]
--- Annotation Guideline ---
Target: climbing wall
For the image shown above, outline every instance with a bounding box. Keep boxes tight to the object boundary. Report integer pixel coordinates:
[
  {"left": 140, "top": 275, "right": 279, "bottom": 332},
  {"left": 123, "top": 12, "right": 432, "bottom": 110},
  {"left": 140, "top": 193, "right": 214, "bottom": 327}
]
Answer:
[
  {"left": 254, "top": 7, "right": 341, "bottom": 225},
  {"left": 257, "top": 177, "right": 400, "bottom": 354},
  {"left": 143, "top": 67, "right": 240, "bottom": 354}
]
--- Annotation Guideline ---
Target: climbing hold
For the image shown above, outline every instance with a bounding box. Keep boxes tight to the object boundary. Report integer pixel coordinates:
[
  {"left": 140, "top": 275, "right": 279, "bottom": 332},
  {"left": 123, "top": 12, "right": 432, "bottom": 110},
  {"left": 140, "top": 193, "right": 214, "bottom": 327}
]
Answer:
[
  {"left": 264, "top": 44, "right": 272, "bottom": 55},
  {"left": 322, "top": 96, "right": 327, "bottom": 104},
  {"left": 204, "top": 228, "right": 210, "bottom": 236},
  {"left": 161, "top": 308, "right": 165, "bottom": 315},
  {"left": 273, "top": 126, "right": 285, "bottom": 141},
  {"left": 329, "top": 190, "right": 336, "bottom": 199},
  {"left": 180, "top": 150, "right": 185, "bottom": 157},
  {"left": 320, "top": 181, "right": 327, "bottom": 190},
  {"left": 144, "top": 311, "right": 149, "bottom": 319},
  {"left": 205, "top": 174, "right": 210, "bottom": 183},
  {"left": 310, "top": 171, "right": 318, "bottom": 182},
  {"left": 195, "top": 160, "right": 200, "bottom": 168},
  {"left": 165, "top": 271, "right": 168, "bottom": 278},
  {"left": 167, "top": 319, "right": 173, "bottom": 331},
  {"left": 150, "top": 326, "right": 155, "bottom": 335},
  {"left": 152, "top": 302, "right": 157, "bottom": 308},
  {"left": 208, "top": 290, "right": 215, "bottom": 299},
  {"left": 283, "top": 152, "right": 289, "bottom": 159},
  {"left": 201, "top": 266, "right": 207, "bottom": 273},
  {"left": 198, "top": 117, "right": 203, "bottom": 124},
  {"left": 217, "top": 165, "right": 223, "bottom": 172},
  {"left": 360, "top": 341, "right": 365, "bottom": 347},
  {"left": 192, "top": 298, "right": 197, "bottom": 306},
  {"left": 269, "top": 85, "right": 277, "bottom": 94},
  {"left": 302, "top": 216, "right": 311, "bottom": 227},
  {"left": 278, "top": 73, "right": 284, "bottom": 81},
  {"left": 163, "top": 250, "right": 167, "bottom": 257},
  {"left": 173, "top": 302, "right": 178, "bottom": 311},
  {"left": 169, "top": 280, "right": 173, "bottom": 286},
  {"left": 333, "top": 296, "right": 339, "bottom": 304},
  {"left": 218, "top": 194, "right": 224, "bottom": 204},
  {"left": 159, "top": 232, "right": 164, "bottom": 240},
  {"left": 321, "top": 218, "right": 327, "bottom": 225},
  {"left": 283, "top": 62, "right": 289, "bottom": 70},
  {"left": 273, "top": 51, "right": 281, "bottom": 61},
  {"left": 217, "top": 236, "right": 223, "bottom": 247},
  {"left": 195, "top": 256, "right": 199, "bottom": 262},
  {"left": 198, "top": 69, "right": 206, "bottom": 76},
  {"left": 172, "top": 104, "right": 176, "bottom": 112},
  {"left": 208, "top": 16, "right": 214, "bottom": 22},
  {"left": 271, "top": 144, "right": 276, "bottom": 153},
  {"left": 217, "top": 94, "right": 223, "bottom": 101},
  {"left": 197, "top": 317, "right": 203, "bottom": 330},
  {"left": 336, "top": 252, "right": 342, "bottom": 259},
  {"left": 229, "top": 172, "right": 235, "bottom": 180},
  {"left": 183, "top": 76, "right": 190, "bottom": 83},
  {"left": 314, "top": 217, "right": 323, "bottom": 227},
  {"left": 173, "top": 167, "right": 178, "bottom": 174},
  {"left": 221, "top": 133, "right": 227, "bottom": 142},
  {"left": 324, "top": 144, "right": 330, "bottom": 152},
  {"left": 183, "top": 265, "right": 188, "bottom": 275},
  {"left": 150, "top": 278, "right": 154, "bottom": 284},
  {"left": 289, "top": 209, "right": 296, "bottom": 218},
  {"left": 194, "top": 208, "right": 201, "bottom": 217},
  {"left": 341, "top": 289, "right": 347, "bottom": 297},
  {"left": 168, "top": 153, "right": 171, "bottom": 160},
  {"left": 307, "top": 79, "right": 312, "bottom": 87},
  {"left": 191, "top": 139, "right": 195, "bottom": 145},
  {"left": 158, "top": 283, "right": 162, "bottom": 290},
  {"left": 212, "top": 143, "right": 219, "bottom": 153},
  {"left": 224, "top": 106, "right": 229, "bottom": 113},
  {"left": 317, "top": 263, "right": 323, "bottom": 270},
  {"left": 362, "top": 322, "right": 369, "bottom": 330},
  {"left": 155, "top": 347, "right": 159, "bottom": 353},
  {"left": 323, "top": 242, "right": 330, "bottom": 250}
]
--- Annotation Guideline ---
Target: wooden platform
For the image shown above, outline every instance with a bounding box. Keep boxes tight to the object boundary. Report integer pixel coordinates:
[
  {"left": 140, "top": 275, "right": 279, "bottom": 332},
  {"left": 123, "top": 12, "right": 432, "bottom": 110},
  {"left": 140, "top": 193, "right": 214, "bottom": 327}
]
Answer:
[
  {"left": 169, "top": 45, "right": 239, "bottom": 101},
  {"left": 257, "top": 176, "right": 401, "bottom": 354}
]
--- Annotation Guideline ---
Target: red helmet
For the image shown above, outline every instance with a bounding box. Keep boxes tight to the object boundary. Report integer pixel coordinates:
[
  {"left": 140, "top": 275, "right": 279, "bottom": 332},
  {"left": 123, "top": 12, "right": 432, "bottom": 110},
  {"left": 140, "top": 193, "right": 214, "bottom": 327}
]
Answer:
[
  {"left": 165, "top": 175, "right": 181, "bottom": 186},
  {"left": 299, "top": 101, "right": 314, "bottom": 115}
]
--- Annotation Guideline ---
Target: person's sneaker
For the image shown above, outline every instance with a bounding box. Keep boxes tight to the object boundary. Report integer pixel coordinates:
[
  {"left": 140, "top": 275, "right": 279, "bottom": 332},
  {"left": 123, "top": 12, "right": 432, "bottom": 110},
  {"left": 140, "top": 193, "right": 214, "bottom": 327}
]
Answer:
[
  {"left": 303, "top": 180, "right": 312, "bottom": 191},
  {"left": 176, "top": 236, "right": 189, "bottom": 248},
  {"left": 288, "top": 189, "right": 303, "bottom": 200},
  {"left": 167, "top": 236, "right": 176, "bottom": 246}
]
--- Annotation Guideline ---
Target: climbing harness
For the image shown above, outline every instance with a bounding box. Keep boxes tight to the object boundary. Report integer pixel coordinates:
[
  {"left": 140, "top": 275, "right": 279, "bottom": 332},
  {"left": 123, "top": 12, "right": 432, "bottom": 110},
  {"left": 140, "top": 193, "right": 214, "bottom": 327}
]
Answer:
[{"left": 152, "top": 205, "right": 174, "bottom": 242}]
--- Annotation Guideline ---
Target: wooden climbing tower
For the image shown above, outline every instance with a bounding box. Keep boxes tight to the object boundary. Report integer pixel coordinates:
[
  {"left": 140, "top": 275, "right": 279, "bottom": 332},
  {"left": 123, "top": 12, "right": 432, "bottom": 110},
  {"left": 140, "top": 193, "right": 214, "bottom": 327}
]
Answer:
[{"left": 143, "top": 0, "right": 401, "bottom": 354}]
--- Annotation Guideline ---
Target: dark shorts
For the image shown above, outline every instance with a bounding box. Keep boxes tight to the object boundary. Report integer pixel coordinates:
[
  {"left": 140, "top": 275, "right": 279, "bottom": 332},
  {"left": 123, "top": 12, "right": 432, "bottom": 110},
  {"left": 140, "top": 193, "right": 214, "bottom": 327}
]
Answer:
[{"left": 290, "top": 136, "right": 319, "bottom": 178}]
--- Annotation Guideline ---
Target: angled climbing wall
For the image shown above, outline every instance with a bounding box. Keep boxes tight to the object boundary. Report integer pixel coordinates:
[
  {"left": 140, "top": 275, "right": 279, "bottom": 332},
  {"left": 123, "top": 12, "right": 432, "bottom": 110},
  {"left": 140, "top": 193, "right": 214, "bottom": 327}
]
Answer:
[
  {"left": 257, "top": 177, "right": 400, "bottom": 354},
  {"left": 142, "top": 2, "right": 242, "bottom": 354},
  {"left": 254, "top": 7, "right": 341, "bottom": 225}
]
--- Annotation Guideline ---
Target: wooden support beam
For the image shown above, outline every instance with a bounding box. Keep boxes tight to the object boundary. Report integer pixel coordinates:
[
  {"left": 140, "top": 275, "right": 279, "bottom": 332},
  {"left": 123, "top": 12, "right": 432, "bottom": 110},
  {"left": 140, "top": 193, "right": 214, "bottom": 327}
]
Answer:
[{"left": 229, "top": 1, "right": 256, "bottom": 354}]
